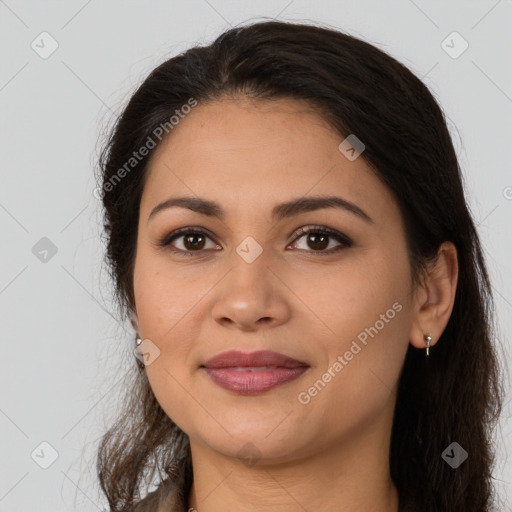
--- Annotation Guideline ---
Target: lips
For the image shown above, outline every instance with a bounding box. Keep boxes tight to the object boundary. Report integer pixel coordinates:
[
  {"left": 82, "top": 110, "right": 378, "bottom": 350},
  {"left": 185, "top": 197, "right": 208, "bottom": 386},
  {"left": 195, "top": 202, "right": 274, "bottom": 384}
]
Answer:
[
  {"left": 200, "top": 350, "right": 310, "bottom": 395},
  {"left": 201, "top": 350, "right": 308, "bottom": 369}
]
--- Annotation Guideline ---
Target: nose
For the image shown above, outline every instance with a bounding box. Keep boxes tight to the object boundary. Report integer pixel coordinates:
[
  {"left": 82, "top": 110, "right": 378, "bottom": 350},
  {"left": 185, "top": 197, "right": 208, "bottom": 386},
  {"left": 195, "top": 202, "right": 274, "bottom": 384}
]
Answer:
[{"left": 211, "top": 256, "right": 292, "bottom": 332}]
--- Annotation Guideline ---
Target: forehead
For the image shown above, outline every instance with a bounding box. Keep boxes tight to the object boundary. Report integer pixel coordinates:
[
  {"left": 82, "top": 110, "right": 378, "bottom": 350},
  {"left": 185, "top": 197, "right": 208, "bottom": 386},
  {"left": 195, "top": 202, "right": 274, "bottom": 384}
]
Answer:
[{"left": 140, "top": 97, "right": 397, "bottom": 224}]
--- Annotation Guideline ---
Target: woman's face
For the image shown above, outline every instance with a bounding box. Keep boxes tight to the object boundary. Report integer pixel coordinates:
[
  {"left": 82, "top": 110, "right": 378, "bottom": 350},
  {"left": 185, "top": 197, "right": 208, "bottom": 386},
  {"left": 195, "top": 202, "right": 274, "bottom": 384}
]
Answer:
[{"left": 133, "top": 97, "right": 418, "bottom": 463}]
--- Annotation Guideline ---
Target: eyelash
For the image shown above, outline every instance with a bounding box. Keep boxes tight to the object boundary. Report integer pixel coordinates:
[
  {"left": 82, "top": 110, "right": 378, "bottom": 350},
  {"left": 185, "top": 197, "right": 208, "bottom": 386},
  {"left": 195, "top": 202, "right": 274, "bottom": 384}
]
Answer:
[{"left": 157, "top": 225, "right": 353, "bottom": 257}]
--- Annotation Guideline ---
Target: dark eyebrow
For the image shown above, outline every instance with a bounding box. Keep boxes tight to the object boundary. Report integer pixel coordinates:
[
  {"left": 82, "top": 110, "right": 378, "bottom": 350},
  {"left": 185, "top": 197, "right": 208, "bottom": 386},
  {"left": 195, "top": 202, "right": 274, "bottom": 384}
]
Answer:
[{"left": 148, "top": 195, "right": 374, "bottom": 224}]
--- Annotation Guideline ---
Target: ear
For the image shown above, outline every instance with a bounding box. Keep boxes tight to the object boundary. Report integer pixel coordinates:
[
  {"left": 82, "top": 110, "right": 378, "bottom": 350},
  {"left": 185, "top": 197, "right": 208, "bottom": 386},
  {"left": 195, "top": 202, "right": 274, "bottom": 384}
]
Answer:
[{"left": 409, "top": 241, "right": 459, "bottom": 351}]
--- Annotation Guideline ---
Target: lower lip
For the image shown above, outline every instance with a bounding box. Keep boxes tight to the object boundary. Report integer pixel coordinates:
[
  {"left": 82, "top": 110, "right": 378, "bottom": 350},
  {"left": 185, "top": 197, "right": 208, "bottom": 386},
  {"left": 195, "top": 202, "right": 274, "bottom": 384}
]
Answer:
[{"left": 202, "top": 367, "right": 309, "bottom": 395}]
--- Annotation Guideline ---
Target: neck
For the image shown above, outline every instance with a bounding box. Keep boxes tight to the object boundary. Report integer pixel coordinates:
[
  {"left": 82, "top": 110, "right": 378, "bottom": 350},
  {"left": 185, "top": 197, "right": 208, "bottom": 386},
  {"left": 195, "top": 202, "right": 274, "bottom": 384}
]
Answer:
[{"left": 187, "top": 411, "right": 399, "bottom": 512}]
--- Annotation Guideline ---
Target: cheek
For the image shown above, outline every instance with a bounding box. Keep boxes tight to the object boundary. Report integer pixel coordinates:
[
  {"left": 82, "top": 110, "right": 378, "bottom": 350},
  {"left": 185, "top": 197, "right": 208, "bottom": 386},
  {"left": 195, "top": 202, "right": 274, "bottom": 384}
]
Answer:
[
  {"left": 133, "top": 247, "right": 205, "bottom": 340},
  {"left": 133, "top": 256, "right": 205, "bottom": 431},
  {"left": 291, "top": 245, "right": 411, "bottom": 342},
  {"left": 291, "top": 248, "right": 412, "bottom": 420}
]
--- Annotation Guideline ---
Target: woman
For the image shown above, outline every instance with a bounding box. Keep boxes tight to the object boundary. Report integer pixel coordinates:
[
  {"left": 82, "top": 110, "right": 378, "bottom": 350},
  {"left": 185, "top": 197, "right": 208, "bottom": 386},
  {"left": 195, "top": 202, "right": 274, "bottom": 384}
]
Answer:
[{"left": 95, "top": 20, "right": 504, "bottom": 512}]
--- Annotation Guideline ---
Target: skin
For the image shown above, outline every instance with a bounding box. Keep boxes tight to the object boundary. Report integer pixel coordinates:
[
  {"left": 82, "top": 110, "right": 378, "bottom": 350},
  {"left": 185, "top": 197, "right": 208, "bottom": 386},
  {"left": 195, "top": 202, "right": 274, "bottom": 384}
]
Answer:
[{"left": 131, "top": 96, "right": 458, "bottom": 512}]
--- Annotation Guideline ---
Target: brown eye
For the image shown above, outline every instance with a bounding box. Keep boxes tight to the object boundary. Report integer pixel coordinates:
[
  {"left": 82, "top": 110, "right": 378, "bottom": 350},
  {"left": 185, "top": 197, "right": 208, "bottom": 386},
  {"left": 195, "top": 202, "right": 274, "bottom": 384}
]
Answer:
[
  {"left": 304, "top": 232, "right": 329, "bottom": 250},
  {"left": 158, "top": 228, "right": 220, "bottom": 255},
  {"left": 290, "top": 226, "right": 353, "bottom": 254},
  {"left": 182, "top": 233, "right": 206, "bottom": 250}
]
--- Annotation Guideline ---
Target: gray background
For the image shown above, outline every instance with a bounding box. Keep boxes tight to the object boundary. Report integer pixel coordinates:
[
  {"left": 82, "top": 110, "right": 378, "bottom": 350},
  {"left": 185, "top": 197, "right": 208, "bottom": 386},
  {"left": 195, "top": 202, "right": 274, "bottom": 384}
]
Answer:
[{"left": 0, "top": 1, "right": 511, "bottom": 510}]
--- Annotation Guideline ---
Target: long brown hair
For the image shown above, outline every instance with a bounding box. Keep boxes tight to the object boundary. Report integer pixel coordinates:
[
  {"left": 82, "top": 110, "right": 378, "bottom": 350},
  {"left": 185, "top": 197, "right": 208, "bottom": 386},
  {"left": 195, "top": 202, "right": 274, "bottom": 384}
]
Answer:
[{"left": 95, "top": 19, "right": 505, "bottom": 511}]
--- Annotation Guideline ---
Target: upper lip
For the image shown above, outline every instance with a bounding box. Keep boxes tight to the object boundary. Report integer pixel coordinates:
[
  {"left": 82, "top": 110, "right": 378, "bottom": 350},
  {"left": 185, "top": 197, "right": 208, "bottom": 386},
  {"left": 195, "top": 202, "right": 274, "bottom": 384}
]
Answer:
[{"left": 201, "top": 350, "right": 309, "bottom": 369}]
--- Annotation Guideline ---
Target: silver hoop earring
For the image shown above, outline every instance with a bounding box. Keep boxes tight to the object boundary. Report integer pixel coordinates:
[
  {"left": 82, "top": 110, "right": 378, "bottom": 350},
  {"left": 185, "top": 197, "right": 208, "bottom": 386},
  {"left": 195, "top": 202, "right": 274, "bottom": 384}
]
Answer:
[
  {"left": 424, "top": 334, "right": 432, "bottom": 357},
  {"left": 135, "top": 336, "right": 144, "bottom": 369}
]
